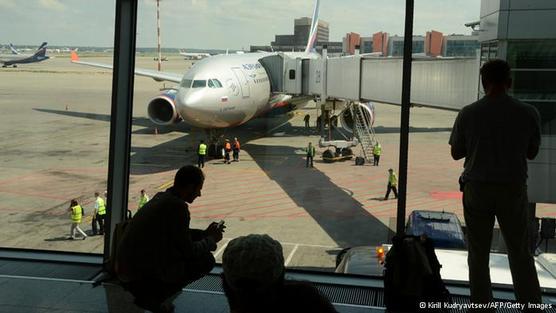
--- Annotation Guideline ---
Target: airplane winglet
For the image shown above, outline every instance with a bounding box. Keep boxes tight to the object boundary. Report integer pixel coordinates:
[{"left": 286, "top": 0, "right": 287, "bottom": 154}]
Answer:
[{"left": 70, "top": 51, "right": 79, "bottom": 62}]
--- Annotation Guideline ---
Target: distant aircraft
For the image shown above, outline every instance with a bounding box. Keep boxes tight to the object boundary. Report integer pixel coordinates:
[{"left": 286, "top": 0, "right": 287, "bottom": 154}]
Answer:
[
  {"left": 179, "top": 50, "right": 211, "bottom": 60},
  {"left": 1, "top": 42, "right": 49, "bottom": 67},
  {"left": 71, "top": 0, "right": 372, "bottom": 144},
  {"left": 8, "top": 42, "right": 47, "bottom": 55}
]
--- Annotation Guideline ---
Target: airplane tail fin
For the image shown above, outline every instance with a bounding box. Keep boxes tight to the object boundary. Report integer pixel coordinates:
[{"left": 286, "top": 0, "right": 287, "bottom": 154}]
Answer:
[
  {"left": 9, "top": 43, "right": 20, "bottom": 55},
  {"left": 37, "top": 42, "right": 48, "bottom": 51},
  {"left": 304, "top": 0, "right": 321, "bottom": 54},
  {"left": 33, "top": 46, "right": 47, "bottom": 58}
]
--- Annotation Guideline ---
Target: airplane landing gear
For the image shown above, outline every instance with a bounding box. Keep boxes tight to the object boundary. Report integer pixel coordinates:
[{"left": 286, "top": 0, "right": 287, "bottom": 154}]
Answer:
[{"left": 205, "top": 129, "right": 225, "bottom": 159}]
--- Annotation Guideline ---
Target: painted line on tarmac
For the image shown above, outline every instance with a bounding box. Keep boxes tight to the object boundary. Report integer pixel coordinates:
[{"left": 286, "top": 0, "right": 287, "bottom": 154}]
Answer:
[
  {"left": 158, "top": 180, "right": 173, "bottom": 190},
  {"left": 284, "top": 244, "right": 299, "bottom": 266},
  {"left": 213, "top": 239, "right": 230, "bottom": 259}
]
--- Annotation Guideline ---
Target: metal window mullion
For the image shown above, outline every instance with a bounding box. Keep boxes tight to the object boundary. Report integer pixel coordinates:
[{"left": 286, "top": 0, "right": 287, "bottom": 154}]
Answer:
[
  {"left": 396, "top": 0, "right": 414, "bottom": 236},
  {"left": 103, "top": 0, "right": 138, "bottom": 260}
]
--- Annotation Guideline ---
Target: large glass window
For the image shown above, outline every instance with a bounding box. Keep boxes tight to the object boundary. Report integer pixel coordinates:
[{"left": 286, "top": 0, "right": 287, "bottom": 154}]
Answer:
[{"left": 0, "top": 1, "right": 114, "bottom": 253}]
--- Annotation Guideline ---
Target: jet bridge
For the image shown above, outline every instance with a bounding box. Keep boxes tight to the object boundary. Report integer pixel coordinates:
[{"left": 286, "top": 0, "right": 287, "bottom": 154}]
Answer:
[{"left": 261, "top": 51, "right": 481, "bottom": 162}]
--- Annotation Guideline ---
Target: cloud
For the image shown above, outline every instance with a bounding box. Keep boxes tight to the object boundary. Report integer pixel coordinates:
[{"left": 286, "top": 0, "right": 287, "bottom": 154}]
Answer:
[{"left": 38, "top": 0, "right": 66, "bottom": 11}]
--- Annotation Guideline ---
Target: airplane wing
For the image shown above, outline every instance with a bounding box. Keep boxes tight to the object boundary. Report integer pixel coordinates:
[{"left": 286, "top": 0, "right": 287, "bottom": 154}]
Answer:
[{"left": 70, "top": 51, "right": 182, "bottom": 83}]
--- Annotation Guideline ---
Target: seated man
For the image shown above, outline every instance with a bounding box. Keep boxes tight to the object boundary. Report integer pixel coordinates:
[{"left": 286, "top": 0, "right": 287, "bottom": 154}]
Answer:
[
  {"left": 116, "top": 165, "right": 224, "bottom": 312},
  {"left": 222, "top": 234, "right": 337, "bottom": 313}
]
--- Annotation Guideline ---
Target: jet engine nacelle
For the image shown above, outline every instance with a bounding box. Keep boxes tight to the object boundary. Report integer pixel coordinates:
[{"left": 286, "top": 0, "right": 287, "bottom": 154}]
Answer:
[
  {"left": 339, "top": 102, "right": 375, "bottom": 133},
  {"left": 147, "top": 89, "right": 182, "bottom": 125}
]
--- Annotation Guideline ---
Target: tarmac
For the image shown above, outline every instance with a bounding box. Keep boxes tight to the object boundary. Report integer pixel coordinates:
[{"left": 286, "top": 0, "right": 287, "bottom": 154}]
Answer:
[{"left": 1, "top": 54, "right": 554, "bottom": 272}]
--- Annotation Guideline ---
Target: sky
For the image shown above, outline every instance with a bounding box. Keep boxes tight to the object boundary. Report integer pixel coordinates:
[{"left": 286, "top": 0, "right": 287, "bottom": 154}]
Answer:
[{"left": 0, "top": 0, "right": 481, "bottom": 49}]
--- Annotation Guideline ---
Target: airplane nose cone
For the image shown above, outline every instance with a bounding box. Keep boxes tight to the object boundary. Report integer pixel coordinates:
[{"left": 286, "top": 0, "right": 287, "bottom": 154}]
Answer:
[{"left": 177, "top": 91, "right": 214, "bottom": 127}]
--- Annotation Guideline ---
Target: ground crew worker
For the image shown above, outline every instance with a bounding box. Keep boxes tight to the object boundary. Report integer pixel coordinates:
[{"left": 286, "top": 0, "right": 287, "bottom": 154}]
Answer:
[
  {"left": 232, "top": 137, "right": 241, "bottom": 162},
  {"left": 92, "top": 192, "right": 106, "bottom": 235},
  {"left": 373, "top": 142, "right": 382, "bottom": 166},
  {"left": 304, "top": 114, "right": 310, "bottom": 129},
  {"left": 306, "top": 142, "right": 316, "bottom": 168},
  {"left": 198, "top": 140, "right": 207, "bottom": 168},
  {"left": 68, "top": 199, "right": 87, "bottom": 240},
  {"left": 384, "top": 168, "right": 398, "bottom": 200},
  {"left": 138, "top": 189, "right": 150, "bottom": 210},
  {"left": 224, "top": 139, "right": 232, "bottom": 164}
]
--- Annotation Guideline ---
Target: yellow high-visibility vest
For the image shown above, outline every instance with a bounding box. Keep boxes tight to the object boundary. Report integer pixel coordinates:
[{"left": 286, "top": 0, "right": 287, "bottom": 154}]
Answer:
[
  {"left": 71, "top": 205, "right": 83, "bottom": 223},
  {"left": 138, "top": 194, "right": 149, "bottom": 209},
  {"left": 389, "top": 172, "right": 398, "bottom": 186},
  {"left": 96, "top": 197, "right": 106, "bottom": 215},
  {"left": 198, "top": 144, "right": 207, "bottom": 155},
  {"left": 373, "top": 144, "right": 382, "bottom": 156}
]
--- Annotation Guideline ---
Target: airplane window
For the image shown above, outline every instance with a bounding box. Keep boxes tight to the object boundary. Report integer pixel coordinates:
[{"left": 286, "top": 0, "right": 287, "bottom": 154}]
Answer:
[
  {"left": 208, "top": 79, "right": 215, "bottom": 88},
  {"left": 192, "top": 80, "right": 207, "bottom": 88},
  {"left": 212, "top": 79, "right": 223, "bottom": 88},
  {"left": 180, "top": 79, "right": 192, "bottom": 88}
]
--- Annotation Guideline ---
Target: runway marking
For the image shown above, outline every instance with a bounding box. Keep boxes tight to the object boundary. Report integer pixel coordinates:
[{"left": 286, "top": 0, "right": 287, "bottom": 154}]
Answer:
[
  {"left": 284, "top": 244, "right": 299, "bottom": 266},
  {"left": 158, "top": 180, "right": 173, "bottom": 190},
  {"left": 266, "top": 119, "right": 295, "bottom": 134}
]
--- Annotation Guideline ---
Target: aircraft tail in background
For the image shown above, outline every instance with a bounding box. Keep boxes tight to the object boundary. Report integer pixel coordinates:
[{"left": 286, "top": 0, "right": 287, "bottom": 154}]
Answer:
[{"left": 304, "top": 0, "right": 320, "bottom": 53}]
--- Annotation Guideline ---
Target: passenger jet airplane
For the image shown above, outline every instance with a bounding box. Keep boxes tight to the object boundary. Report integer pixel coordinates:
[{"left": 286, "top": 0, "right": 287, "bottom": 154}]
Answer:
[
  {"left": 1, "top": 42, "right": 49, "bottom": 67},
  {"left": 71, "top": 0, "right": 373, "bottom": 143}
]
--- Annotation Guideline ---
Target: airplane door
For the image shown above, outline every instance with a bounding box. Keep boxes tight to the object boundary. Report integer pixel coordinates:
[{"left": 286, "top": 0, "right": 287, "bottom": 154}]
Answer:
[{"left": 231, "top": 68, "right": 250, "bottom": 98}]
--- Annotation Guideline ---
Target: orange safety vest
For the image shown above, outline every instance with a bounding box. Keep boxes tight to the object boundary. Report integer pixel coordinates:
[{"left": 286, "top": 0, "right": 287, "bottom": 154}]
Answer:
[
  {"left": 233, "top": 141, "right": 240, "bottom": 150},
  {"left": 225, "top": 142, "right": 231, "bottom": 151}
]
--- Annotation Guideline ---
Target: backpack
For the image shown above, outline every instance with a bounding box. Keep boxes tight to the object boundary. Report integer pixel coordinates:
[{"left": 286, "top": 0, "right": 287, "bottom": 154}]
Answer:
[
  {"left": 104, "top": 214, "right": 132, "bottom": 278},
  {"left": 383, "top": 235, "right": 451, "bottom": 312}
]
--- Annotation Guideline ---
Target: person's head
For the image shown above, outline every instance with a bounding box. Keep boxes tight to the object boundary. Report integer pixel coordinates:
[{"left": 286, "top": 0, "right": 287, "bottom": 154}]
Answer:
[
  {"left": 140, "top": 189, "right": 145, "bottom": 195},
  {"left": 200, "top": 140, "right": 204, "bottom": 144},
  {"left": 222, "top": 234, "right": 285, "bottom": 295},
  {"left": 388, "top": 168, "right": 393, "bottom": 173},
  {"left": 234, "top": 137, "right": 238, "bottom": 141},
  {"left": 173, "top": 165, "right": 204, "bottom": 203},
  {"left": 308, "top": 142, "right": 312, "bottom": 146},
  {"left": 94, "top": 192, "right": 99, "bottom": 198},
  {"left": 480, "top": 59, "right": 512, "bottom": 95},
  {"left": 70, "top": 199, "right": 78, "bottom": 207}
]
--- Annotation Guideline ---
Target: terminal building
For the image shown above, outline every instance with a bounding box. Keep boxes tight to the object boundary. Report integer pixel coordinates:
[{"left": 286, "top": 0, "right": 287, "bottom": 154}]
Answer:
[
  {"left": 250, "top": 17, "right": 343, "bottom": 54},
  {"left": 343, "top": 30, "right": 479, "bottom": 57}
]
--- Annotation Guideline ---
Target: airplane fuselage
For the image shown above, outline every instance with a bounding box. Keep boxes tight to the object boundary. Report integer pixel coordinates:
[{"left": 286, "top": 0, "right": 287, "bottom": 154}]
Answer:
[{"left": 172, "top": 52, "right": 292, "bottom": 128}]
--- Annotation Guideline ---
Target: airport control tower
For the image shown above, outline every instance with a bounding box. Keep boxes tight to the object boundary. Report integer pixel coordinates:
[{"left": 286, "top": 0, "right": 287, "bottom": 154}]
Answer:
[{"left": 478, "top": 1, "right": 556, "bottom": 204}]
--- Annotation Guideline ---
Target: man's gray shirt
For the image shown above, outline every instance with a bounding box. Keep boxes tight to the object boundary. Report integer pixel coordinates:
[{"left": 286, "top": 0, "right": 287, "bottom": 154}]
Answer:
[{"left": 449, "top": 94, "right": 541, "bottom": 184}]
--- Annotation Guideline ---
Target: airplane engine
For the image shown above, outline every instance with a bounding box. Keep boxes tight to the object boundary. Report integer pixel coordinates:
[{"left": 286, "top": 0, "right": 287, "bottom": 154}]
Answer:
[
  {"left": 147, "top": 90, "right": 182, "bottom": 125},
  {"left": 339, "top": 102, "right": 375, "bottom": 133}
]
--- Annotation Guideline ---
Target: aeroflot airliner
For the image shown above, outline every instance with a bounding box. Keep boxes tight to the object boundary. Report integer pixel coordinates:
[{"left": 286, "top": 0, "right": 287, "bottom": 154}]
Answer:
[
  {"left": 70, "top": 1, "right": 321, "bottom": 129},
  {"left": 71, "top": 1, "right": 373, "bottom": 138}
]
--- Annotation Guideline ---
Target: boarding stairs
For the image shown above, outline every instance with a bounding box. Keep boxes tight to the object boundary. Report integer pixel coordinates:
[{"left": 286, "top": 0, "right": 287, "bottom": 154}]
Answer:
[{"left": 349, "top": 102, "right": 376, "bottom": 163}]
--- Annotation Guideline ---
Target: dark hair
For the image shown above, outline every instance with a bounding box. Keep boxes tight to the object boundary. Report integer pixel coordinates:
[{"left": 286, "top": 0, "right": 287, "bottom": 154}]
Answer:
[
  {"left": 480, "top": 59, "right": 511, "bottom": 88},
  {"left": 94, "top": 192, "right": 99, "bottom": 197},
  {"left": 174, "top": 165, "right": 204, "bottom": 188},
  {"left": 70, "top": 199, "right": 78, "bottom": 206}
]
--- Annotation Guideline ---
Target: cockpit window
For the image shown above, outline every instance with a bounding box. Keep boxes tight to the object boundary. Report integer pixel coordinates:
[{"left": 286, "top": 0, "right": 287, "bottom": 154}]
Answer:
[
  {"left": 192, "top": 80, "right": 207, "bottom": 88},
  {"left": 211, "top": 79, "right": 223, "bottom": 88},
  {"left": 180, "top": 79, "right": 192, "bottom": 88}
]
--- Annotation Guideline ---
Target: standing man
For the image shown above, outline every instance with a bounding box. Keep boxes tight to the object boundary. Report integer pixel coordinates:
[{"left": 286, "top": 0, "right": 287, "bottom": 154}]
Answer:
[
  {"left": 116, "top": 165, "right": 225, "bottom": 313},
  {"left": 138, "top": 189, "right": 150, "bottom": 210},
  {"left": 232, "top": 137, "right": 241, "bottom": 162},
  {"left": 224, "top": 139, "right": 232, "bottom": 164},
  {"left": 304, "top": 114, "right": 310, "bottom": 129},
  {"left": 373, "top": 142, "right": 382, "bottom": 166},
  {"left": 449, "top": 59, "right": 542, "bottom": 310},
  {"left": 68, "top": 199, "right": 87, "bottom": 240},
  {"left": 305, "top": 142, "right": 316, "bottom": 168},
  {"left": 383, "top": 168, "right": 398, "bottom": 200},
  {"left": 93, "top": 192, "right": 106, "bottom": 235},
  {"left": 197, "top": 140, "right": 207, "bottom": 168}
]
